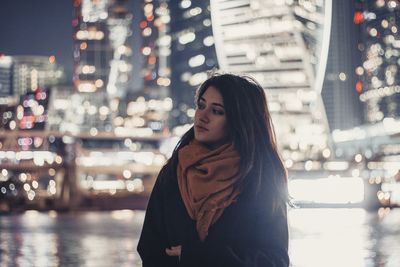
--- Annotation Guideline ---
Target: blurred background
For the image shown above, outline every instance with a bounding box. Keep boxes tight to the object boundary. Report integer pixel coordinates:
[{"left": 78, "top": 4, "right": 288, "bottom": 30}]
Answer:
[{"left": 0, "top": 0, "right": 399, "bottom": 266}]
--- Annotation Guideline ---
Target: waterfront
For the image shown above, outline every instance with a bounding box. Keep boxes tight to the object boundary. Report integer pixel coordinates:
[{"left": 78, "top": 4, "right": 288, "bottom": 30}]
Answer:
[{"left": 1, "top": 208, "right": 399, "bottom": 267}]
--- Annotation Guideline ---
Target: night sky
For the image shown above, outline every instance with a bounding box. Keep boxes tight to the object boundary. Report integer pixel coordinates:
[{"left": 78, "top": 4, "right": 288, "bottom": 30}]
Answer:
[
  {"left": 0, "top": 0, "right": 74, "bottom": 80},
  {"left": 0, "top": 0, "right": 142, "bottom": 88}
]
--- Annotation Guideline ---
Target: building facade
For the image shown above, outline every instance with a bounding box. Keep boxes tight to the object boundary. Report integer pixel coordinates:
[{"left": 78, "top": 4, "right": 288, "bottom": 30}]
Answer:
[
  {"left": 322, "top": 0, "right": 364, "bottom": 132},
  {"left": 0, "top": 55, "right": 14, "bottom": 98},
  {"left": 210, "top": 0, "right": 332, "bottom": 165},
  {"left": 355, "top": 0, "right": 400, "bottom": 123},
  {"left": 140, "top": 0, "right": 170, "bottom": 100},
  {"left": 72, "top": 0, "right": 133, "bottom": 131},
  {"left": 169, "top": 0, "right": 218, "bottom": 126}
]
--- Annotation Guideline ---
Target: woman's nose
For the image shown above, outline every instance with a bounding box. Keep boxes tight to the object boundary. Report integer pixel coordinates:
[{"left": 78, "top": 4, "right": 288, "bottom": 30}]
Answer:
[{"left": 199, "top": 109, "right": 209, "bottom": 123}]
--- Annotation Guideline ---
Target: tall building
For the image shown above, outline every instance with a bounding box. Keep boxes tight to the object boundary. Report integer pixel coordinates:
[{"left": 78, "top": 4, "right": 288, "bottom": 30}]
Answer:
[
  {"left": 72, "top": 0, "right": 133, "bottom": 132},
  {"left": 0, "top": 55, "right": 13, "bottom": 98},
  {"left": 169, "top": 0, "right": 218, "bottom": 126},
  {"left": 0, "top": 55, "right": 63, "bottom": 98},
  {"left": 210, "top": 0, "right": 332, "bottom": 164},
  {"left": 140, "top": 0, "right": 170, "bottom": 100},
  {"left": 322, "top": 0, "right": 364, "bottom": 131},
  {"left": 355, "top": 0, "right": 400, "bottom": 123},
  {"left": 0, "top": 55, "right": 63, "bottom": 131}
]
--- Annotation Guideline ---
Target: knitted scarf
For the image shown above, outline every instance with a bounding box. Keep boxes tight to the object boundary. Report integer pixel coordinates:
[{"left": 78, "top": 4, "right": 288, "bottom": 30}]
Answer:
[{"left": 177, "top": 139, "right": 241, "bottom": 241}]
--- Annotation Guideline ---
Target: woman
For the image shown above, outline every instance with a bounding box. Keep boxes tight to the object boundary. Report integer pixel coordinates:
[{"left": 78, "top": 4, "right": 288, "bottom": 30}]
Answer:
[{"left": 137, "top": 73, "right": 289, "bottom": 267}]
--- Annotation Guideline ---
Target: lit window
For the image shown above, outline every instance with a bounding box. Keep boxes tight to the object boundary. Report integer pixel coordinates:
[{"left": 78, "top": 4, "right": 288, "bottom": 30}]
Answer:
[
  {"left": 188, "top": 54, "right": 205, "bottom": 68},
  {"left": 143, "top": 27, "right": 152, "bottom": 36},
  {"left": 95, "top": 79, "right": 104, "bottom": 87},
  {"left": 369, "top": 28, "right": 377, "bottom": 37},
  {"left": 78, "top": 82, "right": 96, "bottom": 93},
  {"left": 80, "top": 42, "right": 88, "bottom": 50},
  {"left": 158, "top": 35, "right": 171, "bottom": 46},
  {"left": 203, "top": 36, "right": 214, "bottom": 46},
  {"left": 203, "top": 19, "right": 211, "bottom": 27},
  {"left": 144, "top": 3, "right": 154, "bottom": 13},
  {"left": 189, "top": 7, "right": 202, "bottom": 16},
  {"left": 388, "top": 0, "right": 397, "bottom": 8},
  {"left": 81, "top": 65, "right": 96, "bottom": 74},
  {"left": 142, "top": 47, "right": 152, "bottom": 56},
  {"left": 181, "top": 72, "right": 191, "bottom": 82},
  {"left": 183, "top": 7, "right": 202, "bottom": 19},
  {"left": 179, "top": 32, "right": 196, "bottom": 45},
  {"left": 189, "top": 72, "right": 207, "bottom": 86},
  {"left": 180, "top": 0, "right": 191, "bottom": 9}
]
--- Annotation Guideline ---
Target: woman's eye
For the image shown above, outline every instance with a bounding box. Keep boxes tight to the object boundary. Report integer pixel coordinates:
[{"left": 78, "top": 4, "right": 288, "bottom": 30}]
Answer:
[
  {"left": 197, "top": 102, "right": 206, "bottom": 109},
  {"left": 213, "top": 109, "right": 225, "bottom": 115}
]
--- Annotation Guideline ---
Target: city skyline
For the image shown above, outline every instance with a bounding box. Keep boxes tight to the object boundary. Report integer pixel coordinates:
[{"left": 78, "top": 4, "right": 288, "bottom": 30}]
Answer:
[
  {"left": 0, "top": 0, "right": 143, "bottom": 88},
  {"left": 1, "top": 5, "right": 400, "bottom": 266},
  {"left": 0, "top": 0, "right": 74, "bottom": 80}
]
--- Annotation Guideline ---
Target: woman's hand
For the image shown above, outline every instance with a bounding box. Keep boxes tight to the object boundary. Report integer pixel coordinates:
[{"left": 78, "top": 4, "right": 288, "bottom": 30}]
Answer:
[{"left": 165, "top": 245, "right": 182, "bottom": 257}]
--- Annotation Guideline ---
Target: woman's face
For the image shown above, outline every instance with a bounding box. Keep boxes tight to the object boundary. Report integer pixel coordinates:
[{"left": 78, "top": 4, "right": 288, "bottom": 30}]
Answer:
[{"left": 194, "top": 86, "right": 229, "bottom": 148}]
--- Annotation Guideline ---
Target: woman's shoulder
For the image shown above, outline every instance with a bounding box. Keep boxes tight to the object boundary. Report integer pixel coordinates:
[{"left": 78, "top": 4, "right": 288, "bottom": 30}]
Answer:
[{"left": 153, "top": 160, "right": 180, "bottom": 198}]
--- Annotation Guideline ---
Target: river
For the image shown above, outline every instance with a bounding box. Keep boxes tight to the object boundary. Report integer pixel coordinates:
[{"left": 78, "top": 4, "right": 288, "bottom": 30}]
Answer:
[{"left": 1, "top": 208, "right": 399, "bottom": 267}]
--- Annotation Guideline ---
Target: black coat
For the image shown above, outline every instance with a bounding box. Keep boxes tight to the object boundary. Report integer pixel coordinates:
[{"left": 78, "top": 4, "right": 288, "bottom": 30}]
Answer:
[{"left": 137, "top": 164, "right": 289, "bottom": 267}]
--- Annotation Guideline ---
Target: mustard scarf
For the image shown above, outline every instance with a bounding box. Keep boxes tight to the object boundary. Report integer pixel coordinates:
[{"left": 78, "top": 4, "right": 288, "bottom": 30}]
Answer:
[{"left": 177, "top": 140, "right": 241, "bottom": 241}]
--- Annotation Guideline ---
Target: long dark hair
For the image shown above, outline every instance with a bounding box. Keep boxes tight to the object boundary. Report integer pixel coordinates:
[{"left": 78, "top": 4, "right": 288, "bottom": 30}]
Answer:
[{"left": 166, "top": 73, "right": 288, "bottom": 212}]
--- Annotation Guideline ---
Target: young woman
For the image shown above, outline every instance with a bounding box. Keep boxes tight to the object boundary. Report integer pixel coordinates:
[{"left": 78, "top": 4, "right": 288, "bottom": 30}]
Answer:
[{"left": 137, "top": 73, "right": 289, "bottom": 267}]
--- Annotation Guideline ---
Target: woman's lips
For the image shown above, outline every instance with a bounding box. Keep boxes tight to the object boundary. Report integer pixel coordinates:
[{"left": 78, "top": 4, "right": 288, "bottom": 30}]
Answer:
[{"left": 195, "top": 125, "right": 209, "bottom": 131}]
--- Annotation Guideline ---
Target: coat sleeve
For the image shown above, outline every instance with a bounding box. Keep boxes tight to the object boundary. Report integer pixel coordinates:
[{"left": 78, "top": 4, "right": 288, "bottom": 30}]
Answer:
[
  {"left": 179, "top": 203, "right": 289, "bottom": 267},
  {"left": 137, "top": 171, "right": 179, "bottom": 267}
]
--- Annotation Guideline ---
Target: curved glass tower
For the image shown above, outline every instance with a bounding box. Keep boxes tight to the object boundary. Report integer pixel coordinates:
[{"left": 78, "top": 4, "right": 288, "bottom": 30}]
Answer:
[{"left": 210, "top": 0, "right": 332, "bottom": 165}]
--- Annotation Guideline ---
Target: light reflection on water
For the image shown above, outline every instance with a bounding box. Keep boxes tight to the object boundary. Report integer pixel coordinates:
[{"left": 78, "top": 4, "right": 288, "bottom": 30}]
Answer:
[
  {"left": 0, "top": 210, "right": 144, "bottom": 267},
  {"left": 289, "top": 208, "right": 400, "bottom": 267},
  {"left": 0, "top": 208, "right": 399, "bottom": 267}
]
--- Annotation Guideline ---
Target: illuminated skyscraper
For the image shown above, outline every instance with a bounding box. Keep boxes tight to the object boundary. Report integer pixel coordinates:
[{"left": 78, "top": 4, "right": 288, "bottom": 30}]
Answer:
[
  {"left": 0, "top": 55, "right": 63, "bottom": 131},
  {"left": 211, "top": 0, "right": 332, "bottom": 164},
  {"left": 322, "top": 0, "right": 363, "bottom": 131},
  {"left": 72, "top": 0, "right": 133, "bottom": 131},
  {"left": 0, "top": 55, "right": 62, "bottom": 98},
  {"left": 169, "top": 0, "right": 218, "bottom": 126},
  {"left": 140, "top": 0, "right": 170, "bottom": 99},
  {"left": 355, "top": 0, "right": 400, "bottom": 123},
  {"left": 0, "top": 55, "right": 13, "bottom": 98}
]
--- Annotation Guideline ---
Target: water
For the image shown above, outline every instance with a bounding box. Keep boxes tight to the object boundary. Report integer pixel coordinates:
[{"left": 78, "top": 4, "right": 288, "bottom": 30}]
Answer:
[{"left": 1, "top": 208, "right": 399, "bottom": 267}]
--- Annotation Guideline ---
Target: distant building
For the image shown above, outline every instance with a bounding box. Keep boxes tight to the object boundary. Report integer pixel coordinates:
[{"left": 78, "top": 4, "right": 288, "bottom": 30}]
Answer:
[
  {"left": 169, "top": 0, "right": 218, "bottom": 126},
  {"left": 12, "top": 56, "right": 63, "bottom": 96},
  {"left": 72, "top": 0, "right": 133, "bottom": 131},
  {"left": 0, "top": 55, "right": 14, "bottom": 98},
  {"left": 0, "top": 55, "right": 63, "bottom": 98},
  {"left": 73, "top": 0, "right": 133, "bottom": 96},
  {"left": 0, "top": 55, "right": 63, "bottom": 130},
  {"left": 140, "top": 0, "right": 170, "bottom": 100},
  {"left": 322, "top": 0, "right": 364, "bottom": 131},
  {"left": 355, "top": 0, "right": 400, "bottom": 123}
]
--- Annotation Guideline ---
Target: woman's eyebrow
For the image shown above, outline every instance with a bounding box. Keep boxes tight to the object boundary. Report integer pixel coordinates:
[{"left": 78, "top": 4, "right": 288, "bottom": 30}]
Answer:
[{"left": 199, "top": 97, "right": 225, "bottom": 108}]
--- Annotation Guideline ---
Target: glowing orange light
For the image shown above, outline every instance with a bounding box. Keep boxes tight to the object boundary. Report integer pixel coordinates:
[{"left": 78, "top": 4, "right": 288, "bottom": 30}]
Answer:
[
  {"left": 146, "top": 15, "right": 154, "bottom": 22},
  {"left": 353, "top": 11, "right": 364, "bottom": 24},
  {"left": 355, "top": 81, "right": 363, "bottom": 93},
  {"left": 49, "top": 55, "right": 56, "bottom": 63},
  {"left": 80, "top": 42, "right": 88, "bottom": 50},
  {"left": 140, "top": 21, "right": 148, "bottom": 29},
  {"left": 148, "top": 56, "right": 156, "bottom": 65}
]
